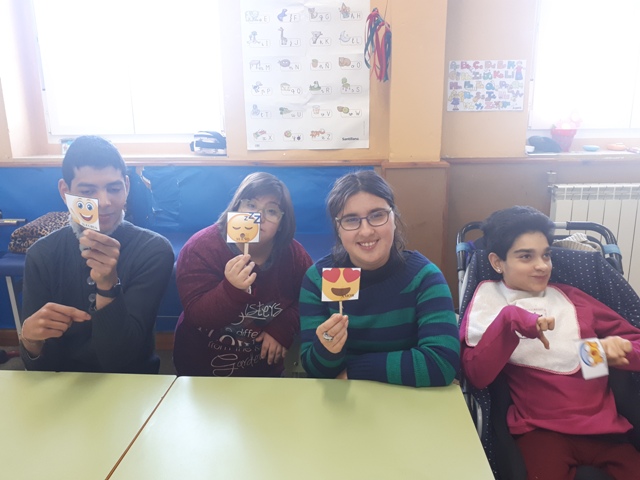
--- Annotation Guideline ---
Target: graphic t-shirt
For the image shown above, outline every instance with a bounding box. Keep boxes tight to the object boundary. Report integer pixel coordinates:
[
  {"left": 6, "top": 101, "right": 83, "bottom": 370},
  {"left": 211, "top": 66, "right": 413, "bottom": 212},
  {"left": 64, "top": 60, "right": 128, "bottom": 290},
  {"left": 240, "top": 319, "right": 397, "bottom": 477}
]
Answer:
[
  {"left": 195, "top": 299, "right": 285, "bottom": 376},
  {"left": 173, "top": 224, "right": 312, "bottom": 377}
]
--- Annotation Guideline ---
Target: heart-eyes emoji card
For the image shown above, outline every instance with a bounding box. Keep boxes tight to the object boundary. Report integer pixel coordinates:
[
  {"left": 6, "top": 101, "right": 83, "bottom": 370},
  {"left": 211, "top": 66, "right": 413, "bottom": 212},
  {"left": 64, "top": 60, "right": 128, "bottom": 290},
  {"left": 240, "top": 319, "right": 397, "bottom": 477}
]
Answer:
[{"left": 321, "top": 267, "right": 361, "bottom": 302}]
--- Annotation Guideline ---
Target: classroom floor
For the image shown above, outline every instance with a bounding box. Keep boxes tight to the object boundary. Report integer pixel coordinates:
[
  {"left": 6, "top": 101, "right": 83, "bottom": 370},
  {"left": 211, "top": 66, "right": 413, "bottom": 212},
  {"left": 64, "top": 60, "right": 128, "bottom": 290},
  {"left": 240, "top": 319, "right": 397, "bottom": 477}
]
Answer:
[{"left": 0, "top": 345, "right": 177, "bottom": 374}]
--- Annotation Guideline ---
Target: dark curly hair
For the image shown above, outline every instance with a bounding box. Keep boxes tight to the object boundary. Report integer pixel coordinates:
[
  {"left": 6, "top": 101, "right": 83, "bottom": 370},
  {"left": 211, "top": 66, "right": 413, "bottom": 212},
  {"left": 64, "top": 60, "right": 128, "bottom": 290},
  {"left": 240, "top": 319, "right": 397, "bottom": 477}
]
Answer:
[
  {"left": 481, "top": 206, "right": 554, "bottom": 259},
  {"left": 62, "top": 136, "right": 126, "bottom": 187}
]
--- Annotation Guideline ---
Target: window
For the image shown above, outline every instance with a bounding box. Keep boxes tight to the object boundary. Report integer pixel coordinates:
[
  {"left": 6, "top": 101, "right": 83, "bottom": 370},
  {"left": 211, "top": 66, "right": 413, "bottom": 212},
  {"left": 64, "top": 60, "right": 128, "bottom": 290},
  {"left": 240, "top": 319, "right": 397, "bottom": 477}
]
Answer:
[
  {"left": 529, "top": 0, "right": 640, "bottom": 132},
  {"left": 31, "top": 0, "right": 224, "bottom": 141}
]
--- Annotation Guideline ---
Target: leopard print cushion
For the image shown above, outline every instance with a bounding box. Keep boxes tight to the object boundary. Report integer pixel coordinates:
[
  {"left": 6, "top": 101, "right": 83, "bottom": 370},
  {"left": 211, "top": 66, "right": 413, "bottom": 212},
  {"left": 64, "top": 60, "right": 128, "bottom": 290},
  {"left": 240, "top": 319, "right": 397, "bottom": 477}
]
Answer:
[{"left": 8, "top": 212, "right": 70, "bottom": 253}]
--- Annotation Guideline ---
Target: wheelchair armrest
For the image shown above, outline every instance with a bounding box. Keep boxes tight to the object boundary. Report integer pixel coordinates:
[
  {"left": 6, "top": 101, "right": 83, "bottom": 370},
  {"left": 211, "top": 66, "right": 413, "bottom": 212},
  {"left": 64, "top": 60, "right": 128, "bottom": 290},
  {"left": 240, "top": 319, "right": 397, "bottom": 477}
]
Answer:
[
  {"left": 609, "top": 369, "right": 640, "bottom": 450},
  {"left": 489, "top": 373, "right": 528, "bottom": 480}
]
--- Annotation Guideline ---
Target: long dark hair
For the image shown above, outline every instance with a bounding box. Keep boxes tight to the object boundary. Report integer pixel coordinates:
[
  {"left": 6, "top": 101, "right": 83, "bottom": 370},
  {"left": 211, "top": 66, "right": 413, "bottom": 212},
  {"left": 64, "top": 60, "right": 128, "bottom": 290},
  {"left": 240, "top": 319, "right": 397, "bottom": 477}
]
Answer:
[
  {"left": 217, "top": 172, "right": 296, "bottom": 259},
  {"left": 326, "top": 170, "right": 406, "bottom": 265}
]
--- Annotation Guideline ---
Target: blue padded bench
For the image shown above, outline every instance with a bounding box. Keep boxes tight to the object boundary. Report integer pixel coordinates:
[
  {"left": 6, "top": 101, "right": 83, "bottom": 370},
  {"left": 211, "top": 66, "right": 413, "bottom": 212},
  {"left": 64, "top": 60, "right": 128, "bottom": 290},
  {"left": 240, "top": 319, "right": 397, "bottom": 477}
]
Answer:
[{"left": 0, "top": 164, "right": 370, "bottom": 331}]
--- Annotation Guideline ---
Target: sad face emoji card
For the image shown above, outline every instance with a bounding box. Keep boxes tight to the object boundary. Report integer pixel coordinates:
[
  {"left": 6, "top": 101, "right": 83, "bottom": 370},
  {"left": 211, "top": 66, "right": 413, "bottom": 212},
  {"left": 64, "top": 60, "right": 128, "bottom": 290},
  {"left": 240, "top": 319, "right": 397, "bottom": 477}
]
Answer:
[
  {"left": 65, "top": 193, "right": 100, "bottom": 231},
  {"left": 321, "top": 268, "right": 361, "bottom": 302}
]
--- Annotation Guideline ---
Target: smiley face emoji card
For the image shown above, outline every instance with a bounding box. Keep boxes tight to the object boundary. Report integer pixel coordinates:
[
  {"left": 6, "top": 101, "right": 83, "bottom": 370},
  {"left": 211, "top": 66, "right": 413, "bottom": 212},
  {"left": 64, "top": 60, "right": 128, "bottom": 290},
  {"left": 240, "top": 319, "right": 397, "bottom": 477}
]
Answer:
[
  {"left": 65, "top": 193, "right": 100, "bottom": 231},
  {"left": 227, "top": 212, "right": 261, "bottom": 243},
  {"left": 321, "top": 268, "right": 361, "bottom": 302}
]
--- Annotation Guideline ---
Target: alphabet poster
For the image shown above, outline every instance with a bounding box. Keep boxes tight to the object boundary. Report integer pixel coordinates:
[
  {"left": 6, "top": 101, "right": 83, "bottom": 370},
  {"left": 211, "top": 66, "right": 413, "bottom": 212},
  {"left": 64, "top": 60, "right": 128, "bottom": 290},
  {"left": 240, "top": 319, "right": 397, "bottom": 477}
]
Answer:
[
  {"left": 241, "top": 0, "right": 370, "bottom": 150},
  {"left": 447, "top": 60, "right": 526, "bottom": 111}
]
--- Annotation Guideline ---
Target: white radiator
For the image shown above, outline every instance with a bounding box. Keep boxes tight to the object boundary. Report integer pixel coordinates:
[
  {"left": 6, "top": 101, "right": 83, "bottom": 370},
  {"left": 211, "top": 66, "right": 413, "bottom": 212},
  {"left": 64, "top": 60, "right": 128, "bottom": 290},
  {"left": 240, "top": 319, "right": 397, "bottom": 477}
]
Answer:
[{"left": 550, "top": 183, "right": 640, "bottom": 294}]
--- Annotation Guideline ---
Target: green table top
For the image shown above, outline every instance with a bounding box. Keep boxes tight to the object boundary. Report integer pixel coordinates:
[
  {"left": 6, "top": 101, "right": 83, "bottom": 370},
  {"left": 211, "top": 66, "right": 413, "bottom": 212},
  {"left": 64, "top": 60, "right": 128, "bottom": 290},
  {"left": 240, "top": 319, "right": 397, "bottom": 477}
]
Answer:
[
  {"left": 111, "top": 377, "right": 493, "bottom": 480},
  {"left": 0, "top": 370, "right": 175, "bottom": 479}
]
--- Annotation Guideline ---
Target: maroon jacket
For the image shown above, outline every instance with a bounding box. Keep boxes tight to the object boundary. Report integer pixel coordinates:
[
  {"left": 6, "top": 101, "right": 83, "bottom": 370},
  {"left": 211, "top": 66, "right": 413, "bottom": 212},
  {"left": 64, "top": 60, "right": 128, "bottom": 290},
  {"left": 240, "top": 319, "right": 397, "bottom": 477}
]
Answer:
[{"left": 173, "top": 224, "right": 312, "bottom": 377}]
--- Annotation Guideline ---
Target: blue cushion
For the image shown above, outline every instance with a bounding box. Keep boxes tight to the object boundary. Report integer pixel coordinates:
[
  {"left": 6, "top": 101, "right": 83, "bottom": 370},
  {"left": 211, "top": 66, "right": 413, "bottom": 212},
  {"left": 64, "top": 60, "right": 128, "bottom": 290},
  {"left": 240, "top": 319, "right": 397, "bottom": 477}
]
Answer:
[{"left": 0, "top": 252, "right": 26, "bottom": 277}]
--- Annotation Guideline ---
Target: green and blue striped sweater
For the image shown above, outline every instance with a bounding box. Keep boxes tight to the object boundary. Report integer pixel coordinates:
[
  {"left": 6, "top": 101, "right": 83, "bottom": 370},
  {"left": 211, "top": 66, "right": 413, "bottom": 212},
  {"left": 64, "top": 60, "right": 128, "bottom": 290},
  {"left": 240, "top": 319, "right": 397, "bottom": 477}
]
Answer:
[{"left": 299, "top": 251, "right": 460, "bottom": 387}]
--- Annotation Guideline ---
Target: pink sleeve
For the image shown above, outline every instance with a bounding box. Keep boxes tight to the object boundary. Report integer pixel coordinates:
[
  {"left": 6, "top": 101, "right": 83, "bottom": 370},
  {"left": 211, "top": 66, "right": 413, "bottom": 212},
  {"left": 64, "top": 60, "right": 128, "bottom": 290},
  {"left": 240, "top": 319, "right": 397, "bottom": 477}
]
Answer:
[{"left": 460, "top": 304, "right": 540, "bottom": 389}]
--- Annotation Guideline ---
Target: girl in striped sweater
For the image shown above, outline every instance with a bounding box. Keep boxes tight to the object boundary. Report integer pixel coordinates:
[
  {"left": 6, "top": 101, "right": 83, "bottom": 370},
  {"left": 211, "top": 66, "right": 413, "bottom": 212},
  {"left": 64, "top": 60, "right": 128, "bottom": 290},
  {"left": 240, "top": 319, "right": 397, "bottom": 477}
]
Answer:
[{"left": 299, "top": 171, "right": 460, "bottom": 386}]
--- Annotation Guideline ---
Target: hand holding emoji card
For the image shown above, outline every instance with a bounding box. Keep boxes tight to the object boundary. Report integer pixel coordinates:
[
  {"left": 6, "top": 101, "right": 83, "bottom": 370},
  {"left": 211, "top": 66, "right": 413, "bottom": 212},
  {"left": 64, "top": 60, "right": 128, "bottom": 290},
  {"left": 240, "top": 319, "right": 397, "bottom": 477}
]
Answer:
[
  {"left": 227, "top": 212, "right": 261, "bottom": 254},
  {"left": 65, "top": 193, "right": 100, "bottom": 231},
  {"left": 322, "top": 267, "right": 361, "bottom": 314}
]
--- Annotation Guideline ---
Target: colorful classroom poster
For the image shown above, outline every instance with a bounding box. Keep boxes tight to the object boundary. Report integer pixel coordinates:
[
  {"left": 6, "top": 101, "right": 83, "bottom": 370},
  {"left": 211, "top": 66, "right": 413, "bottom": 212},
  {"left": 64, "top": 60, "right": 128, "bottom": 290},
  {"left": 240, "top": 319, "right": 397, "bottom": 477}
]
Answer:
[
  {"left": 241, "top": 0, "right": 370, "bottom": 150},
  {"left": 447, "top": 59, "right": 526, "bottom": 112}
]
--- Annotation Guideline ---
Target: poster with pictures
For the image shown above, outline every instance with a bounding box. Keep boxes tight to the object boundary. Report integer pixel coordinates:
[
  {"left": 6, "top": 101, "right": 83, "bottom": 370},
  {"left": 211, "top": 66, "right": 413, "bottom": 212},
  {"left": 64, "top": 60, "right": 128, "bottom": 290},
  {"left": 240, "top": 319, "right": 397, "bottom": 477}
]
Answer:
[
  {"left": 447, "top": 59, "right": 526, "bottom": 112},
  {"left": 241, "top": 0, "right": 370, "bottom": 150}
]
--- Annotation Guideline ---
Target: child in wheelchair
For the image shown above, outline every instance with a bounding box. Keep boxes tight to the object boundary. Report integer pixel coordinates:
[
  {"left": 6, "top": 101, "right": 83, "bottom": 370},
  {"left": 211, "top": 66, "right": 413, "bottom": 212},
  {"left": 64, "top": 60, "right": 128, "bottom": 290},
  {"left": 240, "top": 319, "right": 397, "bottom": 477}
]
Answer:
[{"left": 460, "top": 206, "right": 640, "bottom": 480}]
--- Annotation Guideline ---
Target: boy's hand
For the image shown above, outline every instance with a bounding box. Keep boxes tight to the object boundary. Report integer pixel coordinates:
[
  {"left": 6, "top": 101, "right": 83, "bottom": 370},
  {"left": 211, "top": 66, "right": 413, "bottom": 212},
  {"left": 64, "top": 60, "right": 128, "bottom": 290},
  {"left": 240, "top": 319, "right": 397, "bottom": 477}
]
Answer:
[
  {"left": 80, "top": 229, "right": 121, "bottom": 289},
  {"left": 600, "top": 336, "right": 632, "bottom": 366},
  {"left": 536, "top": 316, "right": 555, "bottom": 350},
  {"left": 21, "top": 303, "right": 91, "bottom": 355}
]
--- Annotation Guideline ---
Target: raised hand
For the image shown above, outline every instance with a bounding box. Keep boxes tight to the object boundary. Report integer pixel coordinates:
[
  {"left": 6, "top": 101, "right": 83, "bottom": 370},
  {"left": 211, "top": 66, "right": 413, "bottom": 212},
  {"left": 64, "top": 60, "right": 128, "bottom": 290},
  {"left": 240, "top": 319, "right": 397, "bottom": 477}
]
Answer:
[
  {"left": 80, "top": 229, "right": 121, "bottom": 290},
  {"left": 224, "top": 254, "right": 257, "bottom": 291},
  {"left": 316, "top": 313, "right": 349, "bottom": 354}
]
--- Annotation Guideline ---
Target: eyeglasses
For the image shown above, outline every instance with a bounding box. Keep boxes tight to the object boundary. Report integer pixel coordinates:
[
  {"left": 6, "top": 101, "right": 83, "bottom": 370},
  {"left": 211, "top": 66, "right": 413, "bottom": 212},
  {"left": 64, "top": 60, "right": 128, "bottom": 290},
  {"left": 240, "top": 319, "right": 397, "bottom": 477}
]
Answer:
[
  {"left": 336, "top": 209, "right": 392, "bottom": 231},
  {"left": 238, "top": 199, "right": 285, "bottom": 223}
]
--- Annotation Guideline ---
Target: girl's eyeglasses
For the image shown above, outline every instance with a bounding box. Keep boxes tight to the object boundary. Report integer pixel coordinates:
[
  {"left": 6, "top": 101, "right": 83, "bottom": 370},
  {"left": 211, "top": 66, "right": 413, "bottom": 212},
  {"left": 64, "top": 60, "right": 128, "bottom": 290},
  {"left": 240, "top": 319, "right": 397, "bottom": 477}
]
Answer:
[
  {"left": 238, "top": 199, "right": 284, "bottom": 223},
  {"left": 336, "top": 209, "right": 392, "bottom": 231}
]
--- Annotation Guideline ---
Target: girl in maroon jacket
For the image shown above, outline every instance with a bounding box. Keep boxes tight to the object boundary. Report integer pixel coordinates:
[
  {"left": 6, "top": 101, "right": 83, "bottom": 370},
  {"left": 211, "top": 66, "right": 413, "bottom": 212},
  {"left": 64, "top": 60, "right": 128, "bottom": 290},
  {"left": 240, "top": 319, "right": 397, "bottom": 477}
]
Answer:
[{"left": 173, "top": 172, "right": 312, "bottom": 377}]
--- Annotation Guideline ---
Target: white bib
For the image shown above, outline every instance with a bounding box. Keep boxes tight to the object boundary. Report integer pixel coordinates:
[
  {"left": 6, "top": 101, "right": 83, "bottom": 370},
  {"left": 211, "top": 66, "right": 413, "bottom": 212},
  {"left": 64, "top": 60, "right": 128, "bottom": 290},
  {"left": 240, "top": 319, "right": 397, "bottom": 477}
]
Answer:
[{"left": 466, "top": 281, "right": 581, "bottom": 374}]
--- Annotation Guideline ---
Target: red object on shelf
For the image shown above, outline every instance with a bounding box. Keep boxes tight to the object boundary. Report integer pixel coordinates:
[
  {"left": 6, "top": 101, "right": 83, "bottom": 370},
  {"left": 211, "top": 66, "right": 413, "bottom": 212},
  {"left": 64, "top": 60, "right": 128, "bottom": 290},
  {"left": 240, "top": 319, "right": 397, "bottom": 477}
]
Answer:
[{"left": 551, "top": 128, "right": 577, "bottom": 152}]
